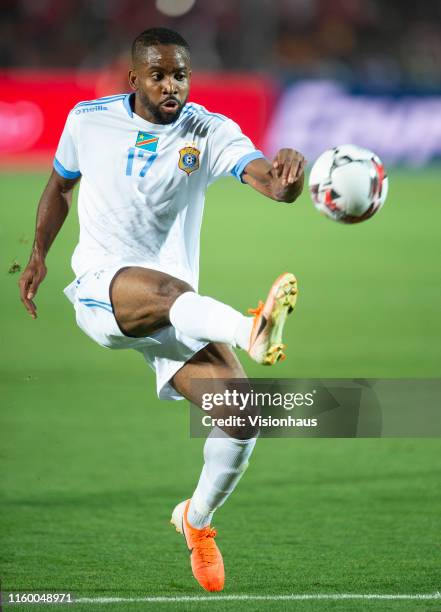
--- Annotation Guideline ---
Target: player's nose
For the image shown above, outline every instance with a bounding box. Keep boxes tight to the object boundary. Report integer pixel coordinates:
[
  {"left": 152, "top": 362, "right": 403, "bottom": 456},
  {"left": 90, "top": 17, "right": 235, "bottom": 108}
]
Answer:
[{"left": 162, "top": 77, "right": 177, "bottom": 95}]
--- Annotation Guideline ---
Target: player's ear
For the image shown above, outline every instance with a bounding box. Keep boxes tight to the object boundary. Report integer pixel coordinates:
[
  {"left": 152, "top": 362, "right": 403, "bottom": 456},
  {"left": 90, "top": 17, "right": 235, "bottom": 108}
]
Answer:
[{"left": 128, "top": 69, "right": 138, "bottom": 91}]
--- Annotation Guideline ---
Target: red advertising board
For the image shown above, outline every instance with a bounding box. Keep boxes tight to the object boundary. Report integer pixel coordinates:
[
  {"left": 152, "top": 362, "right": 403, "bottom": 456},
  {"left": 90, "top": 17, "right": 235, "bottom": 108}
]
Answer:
[{"left": 0, "top": 70, "right": 276, "bottom": 166}]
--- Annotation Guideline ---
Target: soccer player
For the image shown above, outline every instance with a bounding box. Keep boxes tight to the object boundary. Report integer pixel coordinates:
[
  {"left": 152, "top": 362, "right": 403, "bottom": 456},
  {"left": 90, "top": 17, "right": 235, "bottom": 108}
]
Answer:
[{"left": 19, "top": 28, "right": 305, "bottom": 592}]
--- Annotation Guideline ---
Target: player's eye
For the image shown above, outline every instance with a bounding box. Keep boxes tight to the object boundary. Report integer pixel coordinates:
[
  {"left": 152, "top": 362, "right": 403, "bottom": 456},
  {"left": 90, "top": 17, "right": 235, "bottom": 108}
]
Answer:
[
  {"left": 175, "top": 73, "right": 186, "bottom": 81},
  {"left": 151, "top": 73, "right": 163, "bottom": 81}
]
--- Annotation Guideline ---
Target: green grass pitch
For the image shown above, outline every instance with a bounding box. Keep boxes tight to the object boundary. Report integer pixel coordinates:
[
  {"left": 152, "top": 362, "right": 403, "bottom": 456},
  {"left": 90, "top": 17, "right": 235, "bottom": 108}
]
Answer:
[{"left": 1, "top": 169, "right": 441, "bottom": 611}]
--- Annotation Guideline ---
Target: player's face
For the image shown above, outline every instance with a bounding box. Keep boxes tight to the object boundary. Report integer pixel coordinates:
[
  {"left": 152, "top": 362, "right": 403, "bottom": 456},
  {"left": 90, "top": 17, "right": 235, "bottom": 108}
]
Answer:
[{"left": 129, "top": 44, "right": 191, "bottom": 125}]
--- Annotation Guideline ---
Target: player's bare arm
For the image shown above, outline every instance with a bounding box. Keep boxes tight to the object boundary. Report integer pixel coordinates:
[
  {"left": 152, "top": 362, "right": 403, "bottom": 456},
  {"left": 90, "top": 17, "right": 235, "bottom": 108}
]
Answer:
[
  {"left": 19, "top": 170, "right": 80, "bottom": 318},
  {"left": 242, "top": 148, "right": 306, "bottom": 202}
]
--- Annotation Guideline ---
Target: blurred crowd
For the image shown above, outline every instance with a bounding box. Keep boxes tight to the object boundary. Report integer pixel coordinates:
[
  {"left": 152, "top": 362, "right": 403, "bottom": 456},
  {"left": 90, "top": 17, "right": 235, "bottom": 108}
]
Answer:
[{"left": 2, "top": 0, "right": 441, "bottom": 90}]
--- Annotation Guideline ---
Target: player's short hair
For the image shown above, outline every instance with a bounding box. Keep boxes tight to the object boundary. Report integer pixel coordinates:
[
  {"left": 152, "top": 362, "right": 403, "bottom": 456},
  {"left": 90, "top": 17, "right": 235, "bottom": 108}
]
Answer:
[{"left": 132, "top": 27, "right": 190, "bottom": 63}]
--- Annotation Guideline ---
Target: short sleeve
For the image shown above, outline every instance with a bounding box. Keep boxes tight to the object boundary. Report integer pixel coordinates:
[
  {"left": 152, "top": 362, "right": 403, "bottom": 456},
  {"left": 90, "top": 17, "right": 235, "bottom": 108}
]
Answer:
[
  {"left": 53, "top": 113, "right": 81, "bottom": 179},
  {"left": 208, "top": 119, "right": 265, "bottom": 183}
]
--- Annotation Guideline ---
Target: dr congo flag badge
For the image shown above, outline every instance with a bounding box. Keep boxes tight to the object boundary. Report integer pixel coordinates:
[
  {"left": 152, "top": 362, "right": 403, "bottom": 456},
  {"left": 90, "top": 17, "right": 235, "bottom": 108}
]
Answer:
[{"left": 135, "top": 132, "right": 159, "bottom": 152}]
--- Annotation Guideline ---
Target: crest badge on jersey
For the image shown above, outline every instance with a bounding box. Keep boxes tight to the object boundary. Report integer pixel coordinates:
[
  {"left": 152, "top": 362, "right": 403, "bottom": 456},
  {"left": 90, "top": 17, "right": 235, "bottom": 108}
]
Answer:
[
  {"left": 178, "top": 145, "right": 200, "bottom": 175},
  {"left": 135, "top": 131, "right": 159, "bottom": 152}
]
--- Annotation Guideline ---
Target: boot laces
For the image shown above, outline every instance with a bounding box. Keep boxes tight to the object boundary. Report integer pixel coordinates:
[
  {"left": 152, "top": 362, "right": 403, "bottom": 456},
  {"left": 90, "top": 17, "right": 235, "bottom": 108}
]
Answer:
[
  {"left": 193, "top": 527, "right": 218, "bottom": 565},
  {"left": 247, "top": 300, "right": 264, "bottom": 317}
]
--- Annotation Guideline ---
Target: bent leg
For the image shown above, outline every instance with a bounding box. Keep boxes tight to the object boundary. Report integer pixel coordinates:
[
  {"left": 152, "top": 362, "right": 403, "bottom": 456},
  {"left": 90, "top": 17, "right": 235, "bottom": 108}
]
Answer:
[
  {"left": 110, "top": 266, "right": 253, "bottom": 346},
  {"left": 172, "top": 343, "right": 257, "bottom": 528}
]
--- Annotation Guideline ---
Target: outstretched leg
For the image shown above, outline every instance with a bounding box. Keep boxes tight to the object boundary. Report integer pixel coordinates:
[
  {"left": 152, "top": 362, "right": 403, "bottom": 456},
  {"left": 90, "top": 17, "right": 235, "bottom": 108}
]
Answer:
[
  {"left": 110, "top": 266, "right": 252, "bottom": 347},
  {"left": 110, "top": 266, "right": 297, "bottom": 364}
]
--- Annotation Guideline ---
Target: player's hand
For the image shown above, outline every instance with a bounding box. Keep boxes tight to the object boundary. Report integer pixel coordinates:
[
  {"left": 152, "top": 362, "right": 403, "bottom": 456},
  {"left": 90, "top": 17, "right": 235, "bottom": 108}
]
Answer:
[
  {"left": 272, "top": 148, "right": 306, "bottom": 202},
  {"left": 19, "top": 254, "right": 47, "bottom": 319},
  {"left": 273, "top": 148, "right": 306, "bottom": 185}
]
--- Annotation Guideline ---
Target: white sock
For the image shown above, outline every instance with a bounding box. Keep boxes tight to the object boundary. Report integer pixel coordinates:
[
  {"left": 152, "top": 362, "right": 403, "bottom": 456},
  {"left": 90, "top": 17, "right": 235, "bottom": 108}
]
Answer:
[
  {"left": 187, "top": 427, "right": 257, "bottom": 529},
  {"left": 169, "top": 291, "right": 253, "bottom": 350}
]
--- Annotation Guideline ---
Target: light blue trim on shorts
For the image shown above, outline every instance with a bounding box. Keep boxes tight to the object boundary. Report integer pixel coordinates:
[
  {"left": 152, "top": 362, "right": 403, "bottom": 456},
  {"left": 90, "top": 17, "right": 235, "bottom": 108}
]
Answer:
[{"left": 79, "top": 298, "right": 113, "bottom": 313}]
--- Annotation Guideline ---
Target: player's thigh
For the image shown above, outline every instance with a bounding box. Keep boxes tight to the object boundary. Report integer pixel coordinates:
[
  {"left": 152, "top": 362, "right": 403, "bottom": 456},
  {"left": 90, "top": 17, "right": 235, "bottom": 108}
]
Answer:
[
  {"left": 110, "top": 266, "right": 193, "bottom": 337},
  {"left": 172, "top": 343, "right": 257, "bottom": 439}
]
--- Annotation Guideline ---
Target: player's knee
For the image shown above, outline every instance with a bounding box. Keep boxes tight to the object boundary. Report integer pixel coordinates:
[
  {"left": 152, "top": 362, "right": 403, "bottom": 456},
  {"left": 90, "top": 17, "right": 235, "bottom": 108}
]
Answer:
[{"left": 158, "top": 276, "right": 193, "bottom": 310}]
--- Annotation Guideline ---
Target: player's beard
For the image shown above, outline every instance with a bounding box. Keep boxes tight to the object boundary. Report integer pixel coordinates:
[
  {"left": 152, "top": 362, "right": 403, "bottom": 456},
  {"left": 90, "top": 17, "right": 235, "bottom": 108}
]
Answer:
[{"left": 138, "top": 90, "right": 188, "bottom": 125}]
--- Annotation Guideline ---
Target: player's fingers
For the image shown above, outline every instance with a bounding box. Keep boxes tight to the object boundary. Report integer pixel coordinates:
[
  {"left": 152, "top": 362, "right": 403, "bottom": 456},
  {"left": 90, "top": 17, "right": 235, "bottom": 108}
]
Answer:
[
  {"left": 273, "top": 153, "right": 283, "bottom": 177},
  {"left": 19, "top": 272, "right": 30, "bottom": 300},
  {"left": 27, "top": 298, "right": 37, "bottom": 319},
  {"left": 19, "top": 282, "right": 37, "bottom": 318},
  {"left": 288, "top": 155, "right": 307, "bottom": 183},
  {"left": 276, "top": 149, "right": 306, "bottom": 184},
  {"left": 281, "top": 153, "right": 295, "bottom": 184},
  {"left": 287, "top": 159, "right": 300, "bottom": 184},
  {"left": 27, "top": 276, "right": 40, "bottom": 300},
  {"left": 19, "top": 272, "right": 38, "bottom": 318},
  {"left": 288, "top": 157, "right": 305, "bottom": 183}
]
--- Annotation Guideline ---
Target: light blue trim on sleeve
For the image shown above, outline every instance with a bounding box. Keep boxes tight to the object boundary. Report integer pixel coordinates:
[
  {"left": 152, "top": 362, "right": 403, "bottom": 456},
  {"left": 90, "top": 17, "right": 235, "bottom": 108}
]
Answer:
[
  {"left": 231, "top": 150, "right": 265, "bottom": 183},
  {"left": 53, "top": 158, "right": 81, "bottom": 179}
]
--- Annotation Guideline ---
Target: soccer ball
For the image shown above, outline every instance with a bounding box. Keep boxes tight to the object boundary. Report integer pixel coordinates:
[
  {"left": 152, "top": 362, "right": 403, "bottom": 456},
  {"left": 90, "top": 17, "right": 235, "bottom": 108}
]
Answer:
[{"left": 308, "top": 145, "right": 388, "bottom": 224}]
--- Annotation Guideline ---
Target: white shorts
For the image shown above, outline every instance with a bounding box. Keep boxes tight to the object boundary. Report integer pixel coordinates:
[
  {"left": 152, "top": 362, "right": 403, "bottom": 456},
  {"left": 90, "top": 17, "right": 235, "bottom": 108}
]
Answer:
[{"left": 63, "top": 265, "right": 207, "bottom": 401}]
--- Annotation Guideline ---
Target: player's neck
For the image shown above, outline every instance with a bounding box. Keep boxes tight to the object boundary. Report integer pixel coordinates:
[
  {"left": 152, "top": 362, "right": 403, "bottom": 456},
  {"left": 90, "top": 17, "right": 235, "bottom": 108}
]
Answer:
[
  {"left": 130, "top": 93, "right": 167, "bottom": 126},
  {"left": 133, "top": 93, "right": 160, "bottom": 125}
]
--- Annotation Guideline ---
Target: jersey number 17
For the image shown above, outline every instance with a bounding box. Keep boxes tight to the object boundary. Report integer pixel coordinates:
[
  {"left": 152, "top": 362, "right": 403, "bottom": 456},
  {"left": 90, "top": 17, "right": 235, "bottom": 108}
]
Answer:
[{"left": 126, "top": 148, "right": 158, "bottom": 178}]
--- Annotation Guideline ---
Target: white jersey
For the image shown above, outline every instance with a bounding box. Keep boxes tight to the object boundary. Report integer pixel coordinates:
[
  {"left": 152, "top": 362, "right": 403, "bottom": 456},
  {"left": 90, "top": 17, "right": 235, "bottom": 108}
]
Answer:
[{"left": 54, "top": 93, "right": 264, "bottom": 289}]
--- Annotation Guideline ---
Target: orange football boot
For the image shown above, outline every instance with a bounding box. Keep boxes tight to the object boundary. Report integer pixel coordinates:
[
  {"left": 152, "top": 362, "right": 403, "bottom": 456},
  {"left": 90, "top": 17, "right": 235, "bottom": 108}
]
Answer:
[
  {"left": 170, "top": 499, "right": 224, "bottom": 592},
  {"left": 247, "top": 272, "right": 298, "bottom": 365}
]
